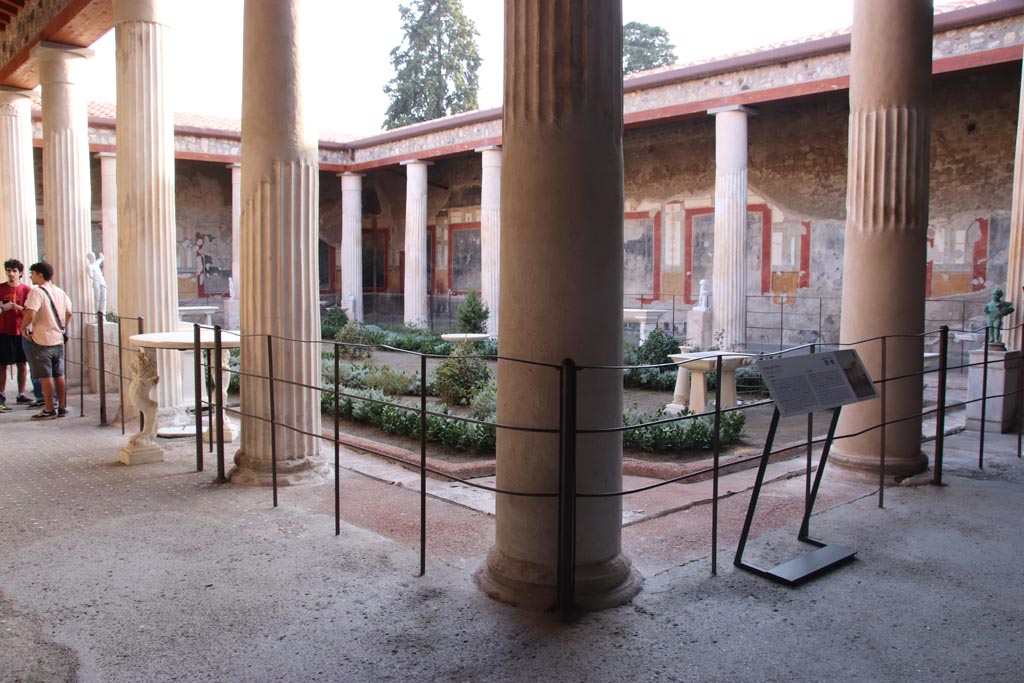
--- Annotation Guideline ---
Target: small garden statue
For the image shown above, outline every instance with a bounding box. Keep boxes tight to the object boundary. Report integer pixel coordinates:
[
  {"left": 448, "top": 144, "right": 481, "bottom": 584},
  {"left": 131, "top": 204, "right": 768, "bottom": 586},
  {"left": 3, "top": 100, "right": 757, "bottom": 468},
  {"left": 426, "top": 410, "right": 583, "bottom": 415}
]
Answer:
[
  {"left": 695, "top": 279, "right": 710, "bottom": 311},
  {"left": 85, "top": 251, "right": 108, "bottom": 315},
  {"left": 984, "top": 287, "right": 1014, "bottom": 345}
]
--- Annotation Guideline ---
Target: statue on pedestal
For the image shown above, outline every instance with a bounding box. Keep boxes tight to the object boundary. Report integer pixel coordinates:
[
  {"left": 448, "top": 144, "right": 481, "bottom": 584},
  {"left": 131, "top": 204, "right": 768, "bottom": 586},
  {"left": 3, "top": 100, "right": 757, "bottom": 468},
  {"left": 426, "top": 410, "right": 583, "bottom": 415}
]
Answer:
[
  {"left": 126, "top": 350, "right": 159, "bottom": 448},
  {"left": 695, "top": 279, "right": 710, "bottom": 312},
  {"left": 85, "top": 251, "right": 108, "bottom": 315},
  {"left": 984, "top": 287, "right": 1014, "bottom": 346}
]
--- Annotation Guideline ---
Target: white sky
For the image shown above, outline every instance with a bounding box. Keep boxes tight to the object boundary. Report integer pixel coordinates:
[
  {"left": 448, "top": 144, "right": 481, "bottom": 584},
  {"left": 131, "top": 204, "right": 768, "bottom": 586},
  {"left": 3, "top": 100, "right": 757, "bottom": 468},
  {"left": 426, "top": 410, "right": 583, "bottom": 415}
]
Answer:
[{"left": 79, "top": 0, "right": 963, "bottom": 138}]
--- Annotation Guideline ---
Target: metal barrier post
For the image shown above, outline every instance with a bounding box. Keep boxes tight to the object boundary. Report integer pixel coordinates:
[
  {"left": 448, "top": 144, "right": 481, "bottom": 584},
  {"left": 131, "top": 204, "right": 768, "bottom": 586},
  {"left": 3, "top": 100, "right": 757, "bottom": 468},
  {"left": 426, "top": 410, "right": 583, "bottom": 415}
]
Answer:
[
  {"left": 117, "top": 318, "right": 126, "bottom": 434},
  {"left": 193, "top": 324, "right": 203, "bottom": 472},
  {"left": 980, "top": 328, "right": 989, "bottom": 470},
  {"left": 419, "top": 353, "right": 428, "bottom": 577},
  {"left": 78, "top": 313, "right": 84, "bottom": 416},
  {"left": 711, "top": 354, "right": 723, "bottom": 575},
  {"left": 213, "top": 325, "right": 226, "bottom": 482},
  {"left": 334, "top": 348, "right": 341, "bottom": 536},
  {"left": 779, "top": 298, "right": 784, "bottom": 350},
  {"left": 806, "top": 343, "right": 815, "bottom": 505},
  {"left": 879, "top": 336, "right": 887, "bottom": 508},
  {"left": 933, "top": 326, "right": 948, "bottom": 486},
  {"left": 97, "top": 312, "right": 107, "bottom": 425},
  {"left": 267, "top": 334, "right": 278, "bottom": 506},
  {"left": 136, "top": 317, "right": 144, "bottom": 427},
  {"left": 1018, "top": 336, "right": 1023, "bottom": 459},
  {"left": 557, "top": 358, "right": 578, "bottom": 622}
]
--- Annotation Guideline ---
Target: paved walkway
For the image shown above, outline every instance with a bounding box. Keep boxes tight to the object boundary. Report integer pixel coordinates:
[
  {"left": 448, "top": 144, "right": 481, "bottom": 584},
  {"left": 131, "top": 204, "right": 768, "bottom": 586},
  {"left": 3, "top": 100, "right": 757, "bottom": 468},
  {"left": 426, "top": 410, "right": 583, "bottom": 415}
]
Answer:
[{"left": 1, "top": 393, "right": 1021, "bottom": 682}]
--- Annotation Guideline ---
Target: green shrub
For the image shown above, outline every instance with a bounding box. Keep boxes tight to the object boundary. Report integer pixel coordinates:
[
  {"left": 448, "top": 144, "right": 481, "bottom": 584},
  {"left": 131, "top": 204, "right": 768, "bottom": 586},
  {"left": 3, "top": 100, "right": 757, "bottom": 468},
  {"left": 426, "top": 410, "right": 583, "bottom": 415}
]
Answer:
[
  {"left": 622, "top": 406, "right": 745, "bottom": 452},
  {"left": 635, "top": 327, "right": 682, "bottom": 366},
  {"left": 469, "top": 378, "right": 497, "bottom": 421},
  {"left": 433, "top": 347, "right": 491, "bottom": 406},
  {"left": 335, "top": 322, "right": 376, "bottom": 359},
  {"left": 456, "top": 290, "right": 489, "bottom": 334},
  {"left": 320, "top": 307, "right": 349, "bottom": 340},
  {"left": 364, "top": 364, "right": 420, "bottom": 396},
  {"left": 623, "top": 366, "right": 677, "bottom": 391}
]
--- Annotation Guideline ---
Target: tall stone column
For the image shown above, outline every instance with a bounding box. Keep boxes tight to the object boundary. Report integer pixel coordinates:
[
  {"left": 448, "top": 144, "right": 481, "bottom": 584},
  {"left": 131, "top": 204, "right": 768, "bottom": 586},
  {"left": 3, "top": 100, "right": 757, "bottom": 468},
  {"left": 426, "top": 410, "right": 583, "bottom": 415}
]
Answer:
[
  {"left": 475, "top": 0, "right": 641, "bottom": 611},
  {"left": 403, "top": 160, "right": 430, "bottom": 327},
  {"left": 113, "top": 0, "right": 182, "bottom": 410},
  {"left": 340, "top": 172, "right": 363, "bottom": 322},
  {"left": 231, "top": 0, "right": 325, "bottom": 486},
  {"left": 709, "top": 105, "right": 754, "bottom": 351},
  {"left": 833, "top": 0, "right": 932, "bottom": 480},
  {"left": 97, "top": 152, "right": 118, "bottom": 309},
  {"left": 0, "top": 88, "right": 38, "bottom": 269},
  {"left": 223, "top": 162, "right": 241, "bottom": 329},
  {"left": 1004, "top": 64, "right": 1024, "bottom": 351},
  {"left": 33, "top": 43, "right": 95, "bottom": 390},
  {"left": 478, "top": 146, "right": 501, "bottom": 336}
]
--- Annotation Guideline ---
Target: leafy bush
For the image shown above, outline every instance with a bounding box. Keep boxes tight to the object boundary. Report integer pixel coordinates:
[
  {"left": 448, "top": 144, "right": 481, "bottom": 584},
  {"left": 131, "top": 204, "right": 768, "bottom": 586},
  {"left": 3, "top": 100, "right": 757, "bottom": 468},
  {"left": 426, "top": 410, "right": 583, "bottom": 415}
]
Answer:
[
  {"left": 623, "top": 366, "right": 677, "bottom": 391},
  {"left": 320, "top": 307, "right": 349, "bottom": 340},
  {"left": 622, "top": 406, "right": 745, "bottom": 452},
  {"left": 365, "top": 364, "right": 421, "bottom": 396},
  {"left": 635, "top": 327, "right": 682, "bottom": 366},
  {"left": 469, "top": 378, "right": 497, "bottom": 421},
  {"left": 335, "top": 321, "right": 376, "bottom": 359},
  {"left": 456, "top": 290, "right": 489, "bottom": 334},
  {"left": 433, "top": 347, "right": 492, "bottom": 406}
]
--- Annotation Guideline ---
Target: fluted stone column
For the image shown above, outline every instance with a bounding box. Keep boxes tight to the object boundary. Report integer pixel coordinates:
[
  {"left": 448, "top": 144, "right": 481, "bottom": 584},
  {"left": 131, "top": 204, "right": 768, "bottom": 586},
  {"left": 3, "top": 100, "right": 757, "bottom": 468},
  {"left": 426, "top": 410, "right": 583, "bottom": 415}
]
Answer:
[
  {"left": 403, "top": 160, "right": 431, "bottom": 327},
  {"left": 709, "top": 105, "right": 754, "bottom": 351},
  {"left": 223, "top": 162, "right": 241, "bottom": 329},
  {"left": 34, "top": 43, "right": 94, "bottom": 390},
  {"left": 113, "top": 0, "right": 182, "bottom": 411},
  {"left": 1004, "top": 64, "right": 1024, "bottom": 351},
  {"left": 97, "top": 152, "right": 118, "bottom": 309},
  {"left": 475, "top": 0, "right": 641, "bottom": 612},
  {"left": 0, "top": 88, "right": 38, "bottom": 268},
  {"left": 341, "top": 172, "right": 363, "bottom": 322},
  {"left": 478, "top": 146, "right": 501, "bottom": 336},
  {"left": 833, "top": 0, "right": 932, "bottom": 480},
  {"left": 231, "top": 0, "right": 325, "bottom": 486}
]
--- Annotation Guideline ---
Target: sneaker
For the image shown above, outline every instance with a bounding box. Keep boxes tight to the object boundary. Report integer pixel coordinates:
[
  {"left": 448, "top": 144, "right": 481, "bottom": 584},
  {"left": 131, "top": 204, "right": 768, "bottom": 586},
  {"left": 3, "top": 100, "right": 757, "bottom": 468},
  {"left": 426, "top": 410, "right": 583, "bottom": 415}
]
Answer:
[
  {"left": 57, "top": 408, "right": 68, "bottom": 418},
  {"left": 16, "top": 395, "right": 31, "bottom": 404},
  {"left": 28, "top": 399, "right": 45, "bottom": 408},
  {"left": 31, "top": 409, "right": 57, "bottom": 421},
  {"left": 0, "top": 404, "right": 10, "bottom": 414}
]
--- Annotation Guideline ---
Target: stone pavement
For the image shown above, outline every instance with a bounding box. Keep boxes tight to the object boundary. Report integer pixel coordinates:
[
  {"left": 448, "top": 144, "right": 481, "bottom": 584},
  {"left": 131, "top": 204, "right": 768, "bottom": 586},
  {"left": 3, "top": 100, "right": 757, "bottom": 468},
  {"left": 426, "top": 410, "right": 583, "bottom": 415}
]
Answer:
[{"left": 1, "top": 394, "right": 1022, "bottom": 682}]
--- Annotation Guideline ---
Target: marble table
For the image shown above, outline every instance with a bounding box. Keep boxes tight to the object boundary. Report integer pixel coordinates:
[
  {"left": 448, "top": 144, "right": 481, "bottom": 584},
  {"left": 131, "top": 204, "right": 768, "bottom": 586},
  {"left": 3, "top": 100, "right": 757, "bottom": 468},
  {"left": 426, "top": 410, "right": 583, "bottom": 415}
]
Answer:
[
  {"left": 441, "top": 333, "right": 492, "bottom": 344},
  {"left": 121, "top": 329, "right": 241, "bottom": 465},
  {"left": 666, "top": 351, "right": 757, "bottom": 414},
  {"left": 623, "top": 308, "right": 668, "bottom": 343}
]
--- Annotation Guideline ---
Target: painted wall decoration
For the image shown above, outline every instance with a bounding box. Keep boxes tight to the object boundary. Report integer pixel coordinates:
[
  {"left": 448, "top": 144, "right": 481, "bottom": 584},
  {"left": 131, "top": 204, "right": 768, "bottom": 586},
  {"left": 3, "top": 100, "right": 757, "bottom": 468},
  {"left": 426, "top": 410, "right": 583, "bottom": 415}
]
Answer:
[
  {"left": 449, "top": 223, "right": 482, "bottom": 294},
  {"left": 178, "top": 231, "right": 231, "bottom": 298},
  {"left": 624, "top": 211, "right": 661, "bottom": 303},
  {"left": 926, "top": 217, "right": 988, "bottom": 297},
  {"left": 362, "top": 228, "right": 389, "bottom": 292}
]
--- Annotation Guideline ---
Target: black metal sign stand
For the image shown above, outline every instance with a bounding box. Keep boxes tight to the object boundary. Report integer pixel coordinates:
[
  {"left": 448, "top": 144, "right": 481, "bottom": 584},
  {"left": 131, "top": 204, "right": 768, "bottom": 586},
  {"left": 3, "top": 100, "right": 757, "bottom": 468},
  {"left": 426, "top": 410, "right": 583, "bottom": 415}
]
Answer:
[{"left": 733, "top": 406, "right": 857, "bottom": 585}]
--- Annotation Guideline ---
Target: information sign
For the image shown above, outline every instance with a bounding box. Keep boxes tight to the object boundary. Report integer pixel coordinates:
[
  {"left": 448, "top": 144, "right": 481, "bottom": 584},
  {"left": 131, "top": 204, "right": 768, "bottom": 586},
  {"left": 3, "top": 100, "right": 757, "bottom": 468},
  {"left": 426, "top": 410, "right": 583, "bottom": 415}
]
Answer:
[{"left": 757, "top": 349, "right": 877, "bottom": 418}]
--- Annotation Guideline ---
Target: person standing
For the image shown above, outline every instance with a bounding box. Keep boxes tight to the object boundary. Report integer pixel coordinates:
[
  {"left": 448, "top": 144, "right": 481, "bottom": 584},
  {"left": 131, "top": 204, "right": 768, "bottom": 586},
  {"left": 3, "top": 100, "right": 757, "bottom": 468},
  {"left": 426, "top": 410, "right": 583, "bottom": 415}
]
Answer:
[
  {"left": 21, "top": 261, "right": 72, "bottom": 420},
  {"left": 0, "top": 259, "right": 33, "bottom": 412}
]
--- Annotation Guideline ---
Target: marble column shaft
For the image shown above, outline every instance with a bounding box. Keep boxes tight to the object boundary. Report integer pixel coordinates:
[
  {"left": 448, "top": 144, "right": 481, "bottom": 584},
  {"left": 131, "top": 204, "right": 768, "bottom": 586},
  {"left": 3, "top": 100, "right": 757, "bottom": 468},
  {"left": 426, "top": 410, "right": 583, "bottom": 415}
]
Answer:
[
  {"left": 98, "top": 153, "right": 118, "bottom": 309},
  {"left": 232, "top": 0, "right": 324, "bottom": 486},
  {"left": 710, "top": 106, "right": 752, "bottom": 351},
  {"left": 341, "top": 172, "right": 363, "bottom": 322},
  {"left": 479, "top": 146, "right": 501, "bottom": 336},
  {"left": 230, "top": 162, "right": 241, "bottom": 291},
  {"left": 476, "top": 0, "right": 641, "bottom": 611},
  {"left": 0, "top": 89, "right": 38, "bottom": 268},
  {"left": 403, "top": 160, "right": 430, "bottom": 327},
  {"left": 113, "top": 0, "right": 182, "bottom": 409},
  {"left": 34, "top": 44, "right": 95, "bottom": 319},
  {"left": 834, "top": 0, "right": 932, "bottom": 479},
  {"left": 1003, "top": 63, "right": 1024, "bottom": 351}
]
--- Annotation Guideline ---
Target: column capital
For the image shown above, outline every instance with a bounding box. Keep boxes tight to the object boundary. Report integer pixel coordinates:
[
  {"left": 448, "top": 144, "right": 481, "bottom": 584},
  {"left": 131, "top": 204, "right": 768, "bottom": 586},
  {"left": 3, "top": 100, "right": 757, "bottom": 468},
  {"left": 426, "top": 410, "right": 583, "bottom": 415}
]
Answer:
[
  {"left": 338, "top": 171, "right": 364, "bottom": 178},
  {"left": 113, "top": 0, "right": 169, "bottom": 26},
  {"left": 226, "top": 162, "right": 241, "bottom": 169},
  {"left": 96, "top": 151, "right": 117, "bottom": 159},
  {"left": 0, "top": 87, "right": 36, "bottom": 103},
  {"left": 708, "top": 105, "right": 757, "bottom": 117},
  {"left": 400, "top": 159, "right": 433, "bottom": 167},
  {"left": 340, "top": 172, "right": 364, "bottom": 190},
  {"left": 475, "top": 145, "right": 502, "bottom": 153},
  {"left": 31, "top": 41, "right": 95, "bottom": 62}
]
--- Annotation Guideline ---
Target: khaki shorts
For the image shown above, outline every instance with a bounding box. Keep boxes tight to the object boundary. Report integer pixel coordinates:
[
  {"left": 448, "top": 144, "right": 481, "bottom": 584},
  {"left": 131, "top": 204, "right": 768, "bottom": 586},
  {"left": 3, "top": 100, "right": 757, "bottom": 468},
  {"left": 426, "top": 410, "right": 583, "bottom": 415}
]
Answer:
[{"left": 29, "top": 342, "right": 64, "bottom": 379}]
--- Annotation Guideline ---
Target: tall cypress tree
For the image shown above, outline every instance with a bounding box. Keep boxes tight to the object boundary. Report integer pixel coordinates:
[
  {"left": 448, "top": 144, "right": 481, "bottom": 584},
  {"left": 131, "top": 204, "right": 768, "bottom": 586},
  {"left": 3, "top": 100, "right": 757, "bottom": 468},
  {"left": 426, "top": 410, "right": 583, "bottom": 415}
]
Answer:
[{"left": 383, "top": 0, "right": 481, "bottom": 130}]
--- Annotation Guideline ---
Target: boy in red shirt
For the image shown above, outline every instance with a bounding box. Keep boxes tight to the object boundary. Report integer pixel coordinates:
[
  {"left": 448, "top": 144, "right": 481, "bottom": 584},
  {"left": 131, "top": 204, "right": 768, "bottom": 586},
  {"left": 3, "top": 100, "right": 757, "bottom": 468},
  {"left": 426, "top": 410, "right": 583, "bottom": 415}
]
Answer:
[{"left": 0, "top": 258, "right": 33, "bottom": 412}]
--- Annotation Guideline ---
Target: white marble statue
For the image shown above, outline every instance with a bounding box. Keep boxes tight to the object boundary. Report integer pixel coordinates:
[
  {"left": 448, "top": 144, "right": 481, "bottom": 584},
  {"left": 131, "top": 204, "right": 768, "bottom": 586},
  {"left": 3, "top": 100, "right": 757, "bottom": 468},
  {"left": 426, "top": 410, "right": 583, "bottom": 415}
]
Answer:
[
  {"left": 227, "top": 276, "right": 235, "bottom": 300},
  {"left": 696, "top": 279, "right": 710, "bottom": 311},
  {"left": 86, "top": 251, "right": 108, "bottom": 315},
  {"left": 126, "top": 350, "right": 160, "bottom": 447}
]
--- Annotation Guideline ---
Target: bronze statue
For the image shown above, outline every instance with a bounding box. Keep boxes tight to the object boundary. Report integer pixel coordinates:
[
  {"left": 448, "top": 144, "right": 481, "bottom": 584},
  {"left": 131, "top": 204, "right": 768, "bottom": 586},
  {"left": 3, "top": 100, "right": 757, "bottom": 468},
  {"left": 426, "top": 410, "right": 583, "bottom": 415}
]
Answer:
[{"left": 984, "top": 288, "right": 1014, "bottom": 345}]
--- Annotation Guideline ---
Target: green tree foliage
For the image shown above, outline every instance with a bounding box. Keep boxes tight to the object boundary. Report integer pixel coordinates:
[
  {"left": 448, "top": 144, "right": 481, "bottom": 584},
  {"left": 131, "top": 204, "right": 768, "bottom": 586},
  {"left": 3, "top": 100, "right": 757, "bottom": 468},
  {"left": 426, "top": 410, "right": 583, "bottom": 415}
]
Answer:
[
  {"left": 456, "top": 290, "right": 489, "bottom": 334},
  {"left": 623, "top": 21, "right": 677, "bottom": 75},
  {"left": 383, "top": 0, "right": 482, "bottom": 130}
]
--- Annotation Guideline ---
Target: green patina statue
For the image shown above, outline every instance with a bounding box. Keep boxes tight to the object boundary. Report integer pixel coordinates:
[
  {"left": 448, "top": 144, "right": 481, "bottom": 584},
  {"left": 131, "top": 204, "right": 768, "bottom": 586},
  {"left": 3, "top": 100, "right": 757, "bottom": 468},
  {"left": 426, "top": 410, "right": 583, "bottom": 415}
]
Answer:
[{"left": 984, "top": 288, "right": 1014, "bottom": 344}]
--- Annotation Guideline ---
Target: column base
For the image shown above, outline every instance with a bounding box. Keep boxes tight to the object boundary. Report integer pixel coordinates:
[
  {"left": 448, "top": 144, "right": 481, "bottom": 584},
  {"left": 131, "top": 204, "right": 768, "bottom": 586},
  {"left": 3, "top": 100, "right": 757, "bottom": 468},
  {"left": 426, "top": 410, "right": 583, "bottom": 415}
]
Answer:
[
  {"left": 228, "top": 450, "right": 329, "bottom": 486},
  {"left": 119, "top": 442, "right": 164, "bottom": 466},
  {"left": 474, "top": 547, "right": 643, "bottom": 612},
  {"left": 827, "top": 449, "right": 928, "bottom": 483}
]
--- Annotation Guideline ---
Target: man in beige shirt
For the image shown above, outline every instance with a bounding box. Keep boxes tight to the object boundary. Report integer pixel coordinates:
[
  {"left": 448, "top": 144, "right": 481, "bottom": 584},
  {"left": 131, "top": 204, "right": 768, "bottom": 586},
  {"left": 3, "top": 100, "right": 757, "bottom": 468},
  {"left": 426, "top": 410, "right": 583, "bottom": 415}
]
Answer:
[{"left": 22, "top": 261, "right": 73, "bottom": 420}]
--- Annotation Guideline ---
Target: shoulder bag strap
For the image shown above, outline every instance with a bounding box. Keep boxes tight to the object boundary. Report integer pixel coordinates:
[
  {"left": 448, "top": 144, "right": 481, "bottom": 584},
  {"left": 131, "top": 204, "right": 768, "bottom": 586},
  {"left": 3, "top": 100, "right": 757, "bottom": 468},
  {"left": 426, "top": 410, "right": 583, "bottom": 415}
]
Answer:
[{"left": 38, "top": 286, "right": 67, "bottom": 335}]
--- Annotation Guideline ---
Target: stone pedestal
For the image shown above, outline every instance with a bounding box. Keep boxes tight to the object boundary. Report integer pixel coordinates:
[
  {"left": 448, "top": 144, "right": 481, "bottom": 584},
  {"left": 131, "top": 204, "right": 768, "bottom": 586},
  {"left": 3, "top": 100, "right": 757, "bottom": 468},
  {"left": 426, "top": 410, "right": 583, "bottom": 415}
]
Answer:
[
  {"left": 119, "top": 442, "right": 163, "bottom": 466},
  {"left": 84, "top": 321, "right": 120, "bottom": 394},
  {"left": 687, "top": 309, "right": 713, "bottom": 349},
  {"left": 966, "top": 346, "right": 1020, "bottom": 433},
  {"left": 223, "top": 298, "right": 241, "bottom": 330}
]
